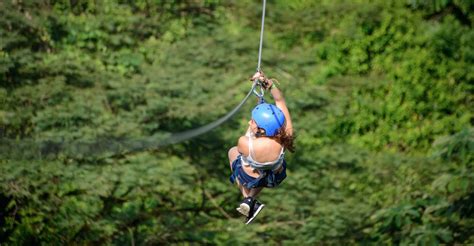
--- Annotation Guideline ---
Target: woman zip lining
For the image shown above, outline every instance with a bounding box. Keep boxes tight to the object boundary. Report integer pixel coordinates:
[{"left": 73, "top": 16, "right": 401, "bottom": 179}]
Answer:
[
  {"left": 226, "top": 0, "right": 296, "bottom": 224},
  {"left": 228, "top": 71, "right": 295, "bottom": 224}
]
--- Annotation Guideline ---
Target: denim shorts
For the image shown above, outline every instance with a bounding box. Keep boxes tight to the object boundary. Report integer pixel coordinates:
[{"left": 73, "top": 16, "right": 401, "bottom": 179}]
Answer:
[{"left": 229, "top": 155, "right": 287, "bottom": 189}]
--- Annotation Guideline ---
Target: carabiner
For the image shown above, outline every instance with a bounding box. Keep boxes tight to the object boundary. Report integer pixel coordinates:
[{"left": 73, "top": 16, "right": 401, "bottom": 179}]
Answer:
[{"left": 252, "top": 79, "right": 265, "bottom": 99}]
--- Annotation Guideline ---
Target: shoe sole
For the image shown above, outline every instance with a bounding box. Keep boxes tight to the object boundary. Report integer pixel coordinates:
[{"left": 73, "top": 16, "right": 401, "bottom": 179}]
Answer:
[
  {"left": 236, "top": 203, "right": 250, "bottom": 217},
  {"left": 245, "top": 204, "right": 265, "bottom": 225}
]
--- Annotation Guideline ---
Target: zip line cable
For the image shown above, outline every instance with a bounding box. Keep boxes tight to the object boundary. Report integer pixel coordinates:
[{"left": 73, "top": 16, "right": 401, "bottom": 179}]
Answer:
[
  {"left": 1, "top": 84, "right": 258, "bottom": 159},
  {"left": 257, "top": 0, "right": 266, "bottom": 72},
  {"left": 1, "top": 1, "right": 268, "bottom": 159},
  {"left": 253, "top": 0, "right": 267, "bottom": 99}
]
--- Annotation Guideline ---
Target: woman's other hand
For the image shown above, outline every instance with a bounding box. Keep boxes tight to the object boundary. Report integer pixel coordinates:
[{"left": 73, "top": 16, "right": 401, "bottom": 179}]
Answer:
[{"left": 263, "top": 79, "right": 273, "bottom": 90}]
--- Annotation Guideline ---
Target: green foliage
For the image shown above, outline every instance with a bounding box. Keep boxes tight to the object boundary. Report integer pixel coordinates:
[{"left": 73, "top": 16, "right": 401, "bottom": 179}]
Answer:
[
  {"left": 431, "top": 128, "right": 474, "bottom": 165},
  {"left": 0, "top": 0, "right": 472, "bottom": 244}
]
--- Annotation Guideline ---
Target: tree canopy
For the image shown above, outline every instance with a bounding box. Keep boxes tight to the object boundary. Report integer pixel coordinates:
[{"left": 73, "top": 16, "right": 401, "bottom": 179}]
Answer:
[{"left": 0, "top": 0, "right": 473, "bottom": 244}]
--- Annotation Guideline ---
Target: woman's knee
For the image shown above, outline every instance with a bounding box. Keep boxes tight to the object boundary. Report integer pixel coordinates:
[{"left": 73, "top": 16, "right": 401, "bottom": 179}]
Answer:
[{"left": 228, "top": 146, "right": 239, "bottom": 162}]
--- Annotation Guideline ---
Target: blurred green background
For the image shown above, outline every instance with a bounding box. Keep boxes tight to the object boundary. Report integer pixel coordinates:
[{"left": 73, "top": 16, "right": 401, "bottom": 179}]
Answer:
[{"left": 0, "top": 0, "right": 473, "bottom": 244}]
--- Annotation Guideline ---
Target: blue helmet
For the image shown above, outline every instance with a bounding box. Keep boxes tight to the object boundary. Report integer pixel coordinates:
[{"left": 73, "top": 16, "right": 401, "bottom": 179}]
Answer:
[{"left": 251, "top": 103, "right": 285, "bottom": 137}]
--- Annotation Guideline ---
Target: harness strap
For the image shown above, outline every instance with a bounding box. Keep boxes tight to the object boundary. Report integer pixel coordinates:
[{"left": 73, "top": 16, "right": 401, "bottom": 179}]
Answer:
[
  {"left": 245, "top": 135, "right": 285, "bottom": 171},
  {"left": 248, "top": 133, "right": 255, "bottom": 161},
  {"left": 248, "top": 155, "right": 284, "bottom": 171}
]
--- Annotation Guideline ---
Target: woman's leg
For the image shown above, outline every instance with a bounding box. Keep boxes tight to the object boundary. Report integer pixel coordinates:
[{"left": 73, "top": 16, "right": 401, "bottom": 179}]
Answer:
[
  {"left": 228, "top": 146, "right": 239, "bottom": 169},
  {"left": 248, "top": 187, "right": 263, "bottom": 197},
  {"left": 228, "top": 146, "right": 261, "bottom": 198},
  {"left": 236, "top": 180, "right": 250, "bottom": 197},
  {"left": 229, "top": 146, "right": 246, "bottom": 196},
  {"left": 238, "top": 185, "right": 263, "bottom": 198}
]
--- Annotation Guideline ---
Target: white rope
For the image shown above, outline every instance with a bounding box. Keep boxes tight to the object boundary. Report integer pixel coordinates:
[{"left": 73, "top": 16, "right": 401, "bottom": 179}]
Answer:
[
  {"left": 256, "top": 0, "right": 266, "bottom": 72},
  {"left": 253, "top": 0, "right": 267, "bottom": 99}
]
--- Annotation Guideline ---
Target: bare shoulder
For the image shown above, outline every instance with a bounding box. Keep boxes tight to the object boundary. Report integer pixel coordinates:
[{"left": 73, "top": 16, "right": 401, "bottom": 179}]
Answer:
[
  {"left": 254, "top": 137, "right": 281, "bottom": 149},
  {"left": 252, "top": 137, "right": 282, "bottom": 161}
]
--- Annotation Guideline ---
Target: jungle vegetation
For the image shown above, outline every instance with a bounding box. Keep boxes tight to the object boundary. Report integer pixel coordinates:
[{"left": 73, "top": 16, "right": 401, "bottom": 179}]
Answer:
[{"left": 0, "top": 0, "right": 473, "bottom": 244}]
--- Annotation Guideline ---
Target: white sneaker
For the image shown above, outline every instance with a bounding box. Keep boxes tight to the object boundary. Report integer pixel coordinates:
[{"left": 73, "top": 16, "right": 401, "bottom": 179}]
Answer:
[{"left": 236, "top": 197, "right": 253, "bottom": 217}]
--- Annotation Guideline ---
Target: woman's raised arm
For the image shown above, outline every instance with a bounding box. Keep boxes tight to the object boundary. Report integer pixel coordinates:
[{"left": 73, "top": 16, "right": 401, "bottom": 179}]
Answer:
[
  {"left": 269, "top": 84, "right": 293, "bottom": 136},
  {"left": 250, "top": 71, "right": 293, "bottom": 136}
]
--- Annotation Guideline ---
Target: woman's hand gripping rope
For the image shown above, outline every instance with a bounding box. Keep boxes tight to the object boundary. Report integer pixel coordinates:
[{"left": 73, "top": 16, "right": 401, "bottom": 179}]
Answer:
[{"left": 250, "top": 71, "right": 279, "bottom": 91}]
